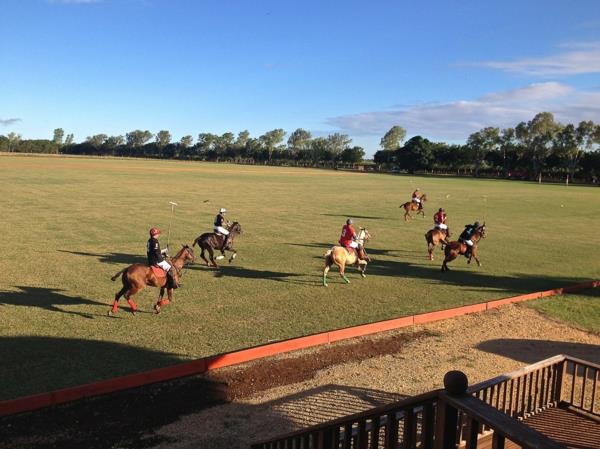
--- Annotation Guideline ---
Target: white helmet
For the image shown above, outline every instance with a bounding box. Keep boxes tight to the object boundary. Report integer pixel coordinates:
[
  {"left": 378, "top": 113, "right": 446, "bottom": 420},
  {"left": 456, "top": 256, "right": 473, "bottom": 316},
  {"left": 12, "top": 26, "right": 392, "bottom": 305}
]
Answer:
[{"left": 219, "top": 208, "right": 226, "bottom": 213}]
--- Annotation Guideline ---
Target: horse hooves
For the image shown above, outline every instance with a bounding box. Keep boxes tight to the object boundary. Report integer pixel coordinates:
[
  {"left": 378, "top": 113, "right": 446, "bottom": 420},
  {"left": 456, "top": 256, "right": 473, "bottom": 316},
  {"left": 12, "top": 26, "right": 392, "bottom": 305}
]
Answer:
[
  {"left": 154, "top": 305, "right": 161, "bottom": 314},
  {"left": 361, "top": 273, "right": 366, "bottom": 278},
  {"left": 108, "top": 309, "right": 116, "bottom": 316},
  {"left": 130, "top": 309, "right": 137, "bottom": 316}
]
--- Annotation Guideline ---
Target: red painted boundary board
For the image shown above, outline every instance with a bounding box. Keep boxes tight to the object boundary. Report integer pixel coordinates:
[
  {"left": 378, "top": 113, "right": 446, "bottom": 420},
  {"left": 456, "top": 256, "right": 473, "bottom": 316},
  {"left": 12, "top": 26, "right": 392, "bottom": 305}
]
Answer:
[{"left": 0, "top": 279, "right": 597, "bottom": 418}]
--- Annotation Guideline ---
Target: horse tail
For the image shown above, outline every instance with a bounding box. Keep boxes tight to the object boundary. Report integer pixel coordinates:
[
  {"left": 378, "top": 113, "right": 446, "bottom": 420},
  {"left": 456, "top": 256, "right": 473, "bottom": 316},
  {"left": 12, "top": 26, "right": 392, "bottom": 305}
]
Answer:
[
  {"left": 111, "top": 267, "right": 127, "bottom": 282},
  {"left": 324, "top": 249, "right": 333, "bottom": 257},
  {"left": 192, "top": 236, "right": 199, "bottom": 247}
]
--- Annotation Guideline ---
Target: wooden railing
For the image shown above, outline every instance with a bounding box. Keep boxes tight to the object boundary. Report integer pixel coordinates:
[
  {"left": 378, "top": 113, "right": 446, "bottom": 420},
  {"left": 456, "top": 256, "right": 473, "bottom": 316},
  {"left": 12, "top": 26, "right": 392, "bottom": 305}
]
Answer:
[
  {"left": 251, "top": 355, "right": 599, "bottom": 449},
  {"left": 251, "top": 390, "right": 440, "bottom": 449},
  {"left": 558, "top": 355, "right": 600, "bottom": 417},
  {"left": 468, "top": 355, "right": 600, "bottom": 419}
]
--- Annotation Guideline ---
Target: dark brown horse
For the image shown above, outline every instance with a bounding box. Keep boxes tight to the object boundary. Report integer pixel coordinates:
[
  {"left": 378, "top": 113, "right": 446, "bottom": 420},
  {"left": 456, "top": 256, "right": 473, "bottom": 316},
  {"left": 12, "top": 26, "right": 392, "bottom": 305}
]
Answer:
[
  {"left": 193, "top": 222, "right": 242, "bottom": 267},
  {"left": 425, "top": 226, "right": 451, "bottom": 260},
  {"left": 109, "top": 245, "right": 195, "bottom": 315},
  {"left": 441, "top": 223, "right": 486, "bottom": 271},
  {"left": 400, "top": 193, "right": 427, "bottom": 221}
]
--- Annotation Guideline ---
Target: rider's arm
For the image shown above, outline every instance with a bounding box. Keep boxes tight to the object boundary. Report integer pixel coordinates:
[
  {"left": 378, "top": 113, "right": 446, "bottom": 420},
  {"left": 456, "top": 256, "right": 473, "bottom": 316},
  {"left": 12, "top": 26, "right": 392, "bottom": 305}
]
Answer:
[{"left": 151, "top": 240, "right": 163, "bottom": 262}]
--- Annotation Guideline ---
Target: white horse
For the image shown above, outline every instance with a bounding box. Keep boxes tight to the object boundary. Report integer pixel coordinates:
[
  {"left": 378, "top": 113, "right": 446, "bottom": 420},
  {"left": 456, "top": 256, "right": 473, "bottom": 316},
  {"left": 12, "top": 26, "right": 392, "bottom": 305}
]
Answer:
[{"left": 323, "top": 228, "right": 371, "bottom": 286}]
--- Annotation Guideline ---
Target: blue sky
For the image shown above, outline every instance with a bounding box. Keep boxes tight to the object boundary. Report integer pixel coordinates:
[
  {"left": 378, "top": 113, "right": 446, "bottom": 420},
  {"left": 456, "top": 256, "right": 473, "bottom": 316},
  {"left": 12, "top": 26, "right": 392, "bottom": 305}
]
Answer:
[{"left": 1, "top": 0, "right": 600, "bottom": 156}]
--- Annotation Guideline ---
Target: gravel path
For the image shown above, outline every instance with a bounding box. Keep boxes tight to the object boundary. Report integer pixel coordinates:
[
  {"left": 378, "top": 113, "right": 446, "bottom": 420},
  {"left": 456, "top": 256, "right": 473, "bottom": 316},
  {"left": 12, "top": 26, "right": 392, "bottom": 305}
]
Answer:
[{"left": 152, "top": 304, "right": 600, "bottom": 449}]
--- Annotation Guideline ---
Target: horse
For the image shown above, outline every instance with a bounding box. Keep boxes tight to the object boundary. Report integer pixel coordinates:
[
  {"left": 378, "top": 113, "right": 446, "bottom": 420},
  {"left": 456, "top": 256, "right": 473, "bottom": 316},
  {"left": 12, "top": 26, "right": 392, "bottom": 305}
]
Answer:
[
  {"left": 425, "top": 226, "right": 451, "bottom": 260},
  {"left": 193, "top": 221, "right": 242, "bottom": 267},
  {"left": 323, "top": 228, "right": 371, "bottom": 286},
  {"left": 109, "top": 245, "right": 195, "bottom": 315},
  {"left": 400, "top": 193, "right": 427, "bottom": 221},
  {"left": 441, "top": 223, "right": 486, "bottom": 272}
]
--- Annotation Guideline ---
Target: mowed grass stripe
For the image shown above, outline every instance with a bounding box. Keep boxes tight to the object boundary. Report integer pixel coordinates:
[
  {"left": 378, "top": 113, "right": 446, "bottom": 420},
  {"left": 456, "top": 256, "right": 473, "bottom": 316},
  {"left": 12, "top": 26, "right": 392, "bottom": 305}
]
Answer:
[{"left": 1, "top": 155, "right": 598, "bottom": 400}]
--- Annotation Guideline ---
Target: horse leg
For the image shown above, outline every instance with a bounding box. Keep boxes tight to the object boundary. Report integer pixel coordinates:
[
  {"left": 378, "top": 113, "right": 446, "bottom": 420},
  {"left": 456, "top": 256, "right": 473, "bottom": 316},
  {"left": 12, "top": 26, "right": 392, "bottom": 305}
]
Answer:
[
  {"left": 339, "top": 262, "right": 350, "bottom": 284},
  {"left": 228, "top": 248, "right": 237, "bottom": 263},
  {"left": 441, "top": 258, "right": 449, "bottom": 272},
  {"left": 155, "top": 288, "right": 172, "bottom": 314},
  {"left": 109, "top": 285, "right": 128, "bottom": 315},
  {"left": 154, "top": 287, "right": 166, "bottom": 314},
  {"left": 122, "top": 286, "right": 142, "bottom": 315},
  {"left": 358, "top": 260, "right": 367, "bottom": 278},
  {"left": 200, "top": 248, "right": 210, "bottom": 266},
  {"left": 471, "top": 249, "right": 481, "bottom": 267},
  {"left": 207, "top": 247, "right": 218, "bottom": 268},
  {"left": 323, "top": 261, "right": 331, "bottom": 287}
]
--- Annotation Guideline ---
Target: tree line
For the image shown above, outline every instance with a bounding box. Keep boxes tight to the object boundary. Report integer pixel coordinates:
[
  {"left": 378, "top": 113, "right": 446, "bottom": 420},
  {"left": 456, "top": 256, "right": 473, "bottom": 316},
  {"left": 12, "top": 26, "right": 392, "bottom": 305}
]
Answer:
[
  {"left": 1, "top": 111, "right": 599, "bottom": 182},
  {"left": 374, "top": 113, "right": 600, "bottom": 183},
  {"left": 0, "top": 128, "right": 365, "bottom": 167}
]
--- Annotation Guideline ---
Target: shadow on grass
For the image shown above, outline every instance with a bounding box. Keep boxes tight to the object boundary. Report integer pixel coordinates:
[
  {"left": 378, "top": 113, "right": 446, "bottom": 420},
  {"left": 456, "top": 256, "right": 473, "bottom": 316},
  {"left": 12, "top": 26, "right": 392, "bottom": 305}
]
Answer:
[
  {"left": 0, "top": 286, "right": 108, "bottom": 319},
  {"left": 58, "top": 249, "right": 146, "bottom": 265},
  {"left": 320, "top": 213, "right": 386, "bottom": 220},
  {"left": 0, "top": 334, "right": 404, "bottom": 449},
  {"left": 0, "top": 336, "right": 228, "bottom": 449},
  {"left": 476, "top": 339, "right": 600, "bottom": 365},
  {"left": 365, "top": 257, "right": 595, "bottom": 297},
  {"left": 188, "top": 264, "right": 316, "bottom": 285},
  {"left": 287, "top": 242, "right": 405, "bottom": 257}
]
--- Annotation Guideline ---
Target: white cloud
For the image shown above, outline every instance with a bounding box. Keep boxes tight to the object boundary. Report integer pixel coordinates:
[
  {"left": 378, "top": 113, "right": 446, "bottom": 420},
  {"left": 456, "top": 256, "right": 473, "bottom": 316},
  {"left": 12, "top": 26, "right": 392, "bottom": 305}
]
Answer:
[
  {"left": 476, "top": 42, "right": 600, "bottom": 76},
  {"left": 0, "top": 118, "right": 21, "bottom": 126},
  {"left": 325, "top": 82, "right": 600, "bottom": 141}
]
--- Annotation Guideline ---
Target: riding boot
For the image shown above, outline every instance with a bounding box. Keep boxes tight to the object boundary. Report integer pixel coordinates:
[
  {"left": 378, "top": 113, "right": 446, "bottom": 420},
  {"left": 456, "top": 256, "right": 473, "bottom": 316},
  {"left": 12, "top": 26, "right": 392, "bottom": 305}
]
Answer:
[
  {"left": 221, "top": 235, "right": 229, "bottom": 252},
  {"left": 167, "top": 269, "right": 179, "bottom": 289}
]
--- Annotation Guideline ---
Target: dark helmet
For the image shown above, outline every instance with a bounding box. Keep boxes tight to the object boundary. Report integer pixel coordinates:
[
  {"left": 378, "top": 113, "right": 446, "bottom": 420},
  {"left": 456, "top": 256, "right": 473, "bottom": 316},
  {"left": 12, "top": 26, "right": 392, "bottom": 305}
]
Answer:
[
  {"left": 346, "top": 218, "right": 353, "bottom": 225},
  {"left": 473, "top": 221, "right": 480, "bottom": 227},
  {"left": 149, "top": 227, "right": 161, "bottom": 237},
  {"left": 439, "top": 208, "right": 444, "bottom": 212}
]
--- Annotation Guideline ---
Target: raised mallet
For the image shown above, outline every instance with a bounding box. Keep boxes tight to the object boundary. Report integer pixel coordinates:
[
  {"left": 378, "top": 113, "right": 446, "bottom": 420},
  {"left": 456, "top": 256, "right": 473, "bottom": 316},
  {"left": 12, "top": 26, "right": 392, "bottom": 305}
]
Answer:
[{"left": 167, "top": 201, "right": 178, "bottom": 248}]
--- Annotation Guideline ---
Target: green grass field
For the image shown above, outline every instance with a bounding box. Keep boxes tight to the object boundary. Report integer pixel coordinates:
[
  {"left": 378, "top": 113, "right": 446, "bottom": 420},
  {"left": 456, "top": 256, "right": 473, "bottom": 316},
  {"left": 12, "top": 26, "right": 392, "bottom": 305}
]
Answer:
[
  {"left": 529, "top": 289, "right": 600, "bottom": 334},
  {"left": 1, "top": 154, "right": 598, "bottom": 400}
]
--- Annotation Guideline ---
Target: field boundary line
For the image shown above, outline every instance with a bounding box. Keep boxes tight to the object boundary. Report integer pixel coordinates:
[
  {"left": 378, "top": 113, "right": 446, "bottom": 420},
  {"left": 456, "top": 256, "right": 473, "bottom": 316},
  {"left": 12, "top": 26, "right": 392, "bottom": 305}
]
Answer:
[{"left": 1, "top": 279, "right": 597, "bottom": 417}]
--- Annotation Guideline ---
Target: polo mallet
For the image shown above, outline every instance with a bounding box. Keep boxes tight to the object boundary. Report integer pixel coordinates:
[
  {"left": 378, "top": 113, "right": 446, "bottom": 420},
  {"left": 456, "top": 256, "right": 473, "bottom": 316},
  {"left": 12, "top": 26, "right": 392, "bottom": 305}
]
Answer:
[
  {"left": 167, "top": 201, "right": 178, "bottom": 248},
  {"left": 482, "top": 195, "right": 488, "bottom": 223}
]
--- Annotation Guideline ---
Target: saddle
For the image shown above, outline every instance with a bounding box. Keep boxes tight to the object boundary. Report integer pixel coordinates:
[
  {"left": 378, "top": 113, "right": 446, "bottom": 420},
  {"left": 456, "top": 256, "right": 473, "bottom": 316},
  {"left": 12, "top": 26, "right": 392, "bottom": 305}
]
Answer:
[
  {"left": 344, "top": 247, "right": 357, "bottom": 256},
  {"left": 151, "top": 266, "right": 167, "bottom": 279}
]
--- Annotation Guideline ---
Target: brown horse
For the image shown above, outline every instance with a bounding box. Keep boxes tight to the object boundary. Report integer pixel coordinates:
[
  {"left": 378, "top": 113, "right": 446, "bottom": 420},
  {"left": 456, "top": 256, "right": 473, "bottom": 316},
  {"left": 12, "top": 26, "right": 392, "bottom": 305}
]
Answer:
[
  {"left": 323, "top": 228, "right": 371, "bottom": 286},
  {"left": 400, "top": 194, "right": 427, "bottom": 221},
  {"left": 193, "top": 222, "right": 242, "bottom": 267},
  {"left": 109, "top": 245, "right": 195, "bottom": 315},
  {"left": 441, "top": 223, "right": 486, "bottom": 271},
  {"left": 425, "top": 226, "right": 451, "bottom": 260}
]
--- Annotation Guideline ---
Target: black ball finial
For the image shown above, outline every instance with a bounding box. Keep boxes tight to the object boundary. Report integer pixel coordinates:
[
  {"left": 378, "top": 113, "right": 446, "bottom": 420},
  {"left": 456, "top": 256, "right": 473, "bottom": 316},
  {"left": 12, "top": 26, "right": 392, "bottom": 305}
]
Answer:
[{"left": 444, "top": 370, "right": 468, "bottom": 395}]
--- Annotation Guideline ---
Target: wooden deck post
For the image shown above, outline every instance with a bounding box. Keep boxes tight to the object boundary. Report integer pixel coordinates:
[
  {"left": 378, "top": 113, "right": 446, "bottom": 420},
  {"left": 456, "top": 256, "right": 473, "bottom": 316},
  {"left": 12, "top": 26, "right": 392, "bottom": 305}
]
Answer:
[{"left": 435, "top": 371, "right": 469, "bottom": 449}]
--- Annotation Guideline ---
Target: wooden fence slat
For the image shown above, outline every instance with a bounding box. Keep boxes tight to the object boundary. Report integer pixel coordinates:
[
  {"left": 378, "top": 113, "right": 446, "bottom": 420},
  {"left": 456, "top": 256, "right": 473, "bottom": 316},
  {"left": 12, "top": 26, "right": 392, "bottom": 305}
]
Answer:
[
  {"left": 403, "top": 408, "right": 416, "bottom": 449},
  {"left": 492, "top": 432, "right": 505, "bottom": 449},
  {"left": 385, "top": 411, "right": 399, "bottom": 449},
  {"left": 422, "top": 403, "right": 435, "bottom": 449},
  {"left": 368, "top": 416, "right": 380, "bottom": 449}
]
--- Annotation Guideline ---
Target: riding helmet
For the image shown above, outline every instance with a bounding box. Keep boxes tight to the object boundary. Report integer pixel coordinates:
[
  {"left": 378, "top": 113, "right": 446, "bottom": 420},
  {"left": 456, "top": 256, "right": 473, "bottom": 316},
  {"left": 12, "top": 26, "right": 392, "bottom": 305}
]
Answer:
[
  {"left": 473, "top": 221, "right": 480, "bottom": 227},
  {"left": 439, "top": 208, "right": 444, "bottom": 212},
  {"left": 149, "top": 227, "right": 161, "bottom": 237},
  {"left": 346, "top": 218, "right": 353, "bottom": 225},
  {"left": 220, "top": 208, "right": 226, "bottom": 213}
]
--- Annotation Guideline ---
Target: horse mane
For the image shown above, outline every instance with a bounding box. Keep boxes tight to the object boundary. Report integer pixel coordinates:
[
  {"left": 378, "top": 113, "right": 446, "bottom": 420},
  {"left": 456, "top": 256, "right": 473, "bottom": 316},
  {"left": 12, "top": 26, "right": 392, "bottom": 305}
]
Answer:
[{"left": 172, "top": 245, "right": 191, "bottom": 260}]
